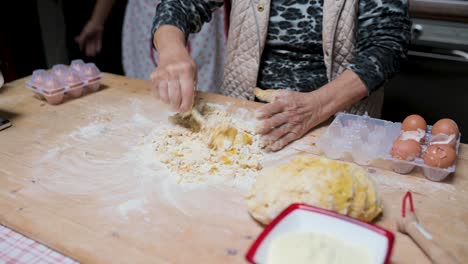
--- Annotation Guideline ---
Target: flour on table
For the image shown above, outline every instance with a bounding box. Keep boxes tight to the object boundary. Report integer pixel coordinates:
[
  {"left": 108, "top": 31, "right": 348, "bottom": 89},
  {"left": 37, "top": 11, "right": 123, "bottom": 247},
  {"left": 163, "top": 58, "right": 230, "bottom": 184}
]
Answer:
[
  {"left": 118, "top": 198, "right": 148, "bottom": 218},
  {"left": 70, "top": 122, "right": 107, "bottom": 139},
  {"left": 151, "top": 104, "right": 265, "bottom": 186}
]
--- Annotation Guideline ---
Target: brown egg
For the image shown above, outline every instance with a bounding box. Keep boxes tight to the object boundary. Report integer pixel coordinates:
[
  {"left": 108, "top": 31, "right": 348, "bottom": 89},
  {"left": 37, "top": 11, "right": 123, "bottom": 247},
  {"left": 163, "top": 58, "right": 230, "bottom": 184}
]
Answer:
[
  {"left": 423, "top": 144, "right": 457, "bottom": 168},
  {"left": 402, "top": 115, "right": 427, "bottom": 132},
  {"left": 432, "top": 119, "right": 459, "bottom": 139},
  {"left": 390, "top": 139, "right": 422, "bottom": 161}
]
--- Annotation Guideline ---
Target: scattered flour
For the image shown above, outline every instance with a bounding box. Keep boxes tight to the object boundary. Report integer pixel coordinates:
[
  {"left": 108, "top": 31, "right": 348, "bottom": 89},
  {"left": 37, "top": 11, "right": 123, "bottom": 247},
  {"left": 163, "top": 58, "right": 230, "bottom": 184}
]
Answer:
[
  {"left": 132, "top": 113, "right": 153, "bottom": 126},
  {"left": 70, "top": 122, "right": 107, "bottom": 139},
  {"left": 32, "top": 100, "right": 269, "bottom": 222},
  {"left": 118, "top": 199, "right": 148, "bottom": 218},
  {"left": 39, "top": 145, "right": 68, "bottom": 163}
]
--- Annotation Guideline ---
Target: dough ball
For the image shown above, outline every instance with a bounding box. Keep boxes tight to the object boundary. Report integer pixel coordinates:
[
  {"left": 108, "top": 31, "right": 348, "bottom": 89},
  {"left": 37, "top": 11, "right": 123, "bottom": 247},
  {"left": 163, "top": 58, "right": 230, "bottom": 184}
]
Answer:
[{"left": 246, "top": 156, "right": 382, "bottom": 225}]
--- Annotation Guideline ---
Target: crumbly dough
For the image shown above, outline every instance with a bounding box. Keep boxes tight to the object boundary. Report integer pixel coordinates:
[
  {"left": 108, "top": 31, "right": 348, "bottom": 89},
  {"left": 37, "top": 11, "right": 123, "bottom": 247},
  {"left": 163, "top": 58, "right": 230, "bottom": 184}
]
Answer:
[
  {"left": 267, "top": 232, "right": 371, "bottom": 264},
  {"left": 246, "top": 155, "right": 382, "bottom": 224},
  {"left": 153, "top": 105, "right": 264, "bottom": 184}
]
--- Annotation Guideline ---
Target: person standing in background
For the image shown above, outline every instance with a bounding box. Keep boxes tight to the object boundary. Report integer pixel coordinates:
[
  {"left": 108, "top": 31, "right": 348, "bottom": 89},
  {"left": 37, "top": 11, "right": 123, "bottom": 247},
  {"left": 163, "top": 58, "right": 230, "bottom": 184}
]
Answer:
[
  {"left": 63, "top": 0, "right": 127, "bottom": 75},
  {"left": 122, "top": 0, "right": 228, "bottom": 93}
]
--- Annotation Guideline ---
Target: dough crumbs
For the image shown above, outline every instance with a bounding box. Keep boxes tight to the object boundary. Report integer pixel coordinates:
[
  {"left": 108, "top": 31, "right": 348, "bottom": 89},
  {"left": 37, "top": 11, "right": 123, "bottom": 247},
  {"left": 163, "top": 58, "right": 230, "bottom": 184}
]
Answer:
[{"left": 152, "top": 104, "right": 265, "bottom": 186}]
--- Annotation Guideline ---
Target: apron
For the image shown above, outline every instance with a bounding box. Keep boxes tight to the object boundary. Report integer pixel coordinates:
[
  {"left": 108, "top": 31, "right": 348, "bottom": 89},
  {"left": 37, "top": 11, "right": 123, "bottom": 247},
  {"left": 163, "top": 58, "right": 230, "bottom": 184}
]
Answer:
[{"left": 122, "top": 0, "right": 229, "bottom": 93}]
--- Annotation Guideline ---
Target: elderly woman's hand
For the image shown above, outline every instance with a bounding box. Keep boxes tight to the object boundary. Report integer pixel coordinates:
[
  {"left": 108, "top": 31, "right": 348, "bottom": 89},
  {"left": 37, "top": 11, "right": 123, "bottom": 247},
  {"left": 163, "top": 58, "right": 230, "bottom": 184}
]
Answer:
[
  {"left": 255, "top": 71, "right": 369, "bottom": 151},
  {"left": 255, "top": 89, "right": 326, "bottom": 151},
  {"left": 150, "top": 47, "right": 197, "bottom": 112},
  {"left": 150, "top": 26, "right": 197, "bottom": 113}
]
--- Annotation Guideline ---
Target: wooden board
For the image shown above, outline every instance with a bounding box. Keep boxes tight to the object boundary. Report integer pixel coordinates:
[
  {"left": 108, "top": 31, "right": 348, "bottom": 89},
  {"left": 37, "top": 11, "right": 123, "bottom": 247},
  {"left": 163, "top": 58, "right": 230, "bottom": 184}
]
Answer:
[{"left": 0, "top": 74, "right": 467, "bottom": 264}]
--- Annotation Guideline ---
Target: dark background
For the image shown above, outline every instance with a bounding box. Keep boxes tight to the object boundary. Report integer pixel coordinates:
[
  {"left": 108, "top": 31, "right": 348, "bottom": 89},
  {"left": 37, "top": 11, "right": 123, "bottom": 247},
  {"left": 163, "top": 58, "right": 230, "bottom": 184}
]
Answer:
[{"left": 0, "top": 0, "right": 127, "bottom": 81}]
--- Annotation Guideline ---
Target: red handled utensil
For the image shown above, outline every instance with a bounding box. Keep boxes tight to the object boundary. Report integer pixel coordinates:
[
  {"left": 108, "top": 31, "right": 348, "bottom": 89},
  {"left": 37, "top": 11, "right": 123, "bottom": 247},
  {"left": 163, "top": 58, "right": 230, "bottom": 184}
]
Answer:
[{"left": 397, "top": 191, "right": 459, "bottom": 264}]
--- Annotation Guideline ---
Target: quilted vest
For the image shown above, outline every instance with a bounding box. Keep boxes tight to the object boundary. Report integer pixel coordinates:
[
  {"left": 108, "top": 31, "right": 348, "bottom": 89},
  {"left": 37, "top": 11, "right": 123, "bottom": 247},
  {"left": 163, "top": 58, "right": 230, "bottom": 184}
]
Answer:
[{"left": 221, "top": 0, "right": 384, "bottom": 117}]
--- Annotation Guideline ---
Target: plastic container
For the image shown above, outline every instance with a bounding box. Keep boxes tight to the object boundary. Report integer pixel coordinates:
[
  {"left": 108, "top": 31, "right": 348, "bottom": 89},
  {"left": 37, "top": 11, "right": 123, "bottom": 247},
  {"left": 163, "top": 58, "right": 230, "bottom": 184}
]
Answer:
[
  {"left": 51, "top": 64, "right": 68, "bottom": 78},
  {"left": 391, "top": 160, "right": 415, "bottom": 174},
  {"left": 61, "top": 68, "right": 85, "bottom": 97},
  {"left": 27, "top": 70, "right": 48, "bottom": 99},
  {"left": 26, "top": 61, "right": 103, "bottom": 105},
  {"left": 246, "top": 203, "right": 394, "bottom": 264},
  {"left": 80, "top": 63, "right": 102, "bottom": 92},
  {"left": 316, "top": 112, "right": 461, "bottom": 181},
  {"left": 70, "top": 59, "right": 86, "bottom": 73},
  {"left": 40, "top": 75, "right": 66, "bottom": 105}
]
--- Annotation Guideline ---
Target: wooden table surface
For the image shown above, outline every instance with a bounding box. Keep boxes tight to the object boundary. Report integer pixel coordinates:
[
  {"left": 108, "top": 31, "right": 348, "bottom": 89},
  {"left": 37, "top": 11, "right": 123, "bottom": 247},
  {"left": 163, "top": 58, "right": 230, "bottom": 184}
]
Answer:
[{"left": 0, "top": 73, "right": 467, "bottom": 264}]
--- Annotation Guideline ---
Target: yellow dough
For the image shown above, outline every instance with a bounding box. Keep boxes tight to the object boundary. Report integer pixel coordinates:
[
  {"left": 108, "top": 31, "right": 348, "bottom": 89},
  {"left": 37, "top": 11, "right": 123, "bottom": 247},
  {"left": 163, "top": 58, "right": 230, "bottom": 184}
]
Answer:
[{"left": 246, "top": 156, "right": 382, "bottom": 224}]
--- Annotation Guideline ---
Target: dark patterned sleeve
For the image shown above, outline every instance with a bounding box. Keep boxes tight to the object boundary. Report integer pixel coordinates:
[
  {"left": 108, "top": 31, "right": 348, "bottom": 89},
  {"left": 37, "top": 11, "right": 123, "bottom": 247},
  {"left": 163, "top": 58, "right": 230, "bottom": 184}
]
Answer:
[
  {"left": 151, "top": 0, "right": 224, "bottom": 40},
  {"left": 346, "top": 0, "right": 411, "bottom": 94}
]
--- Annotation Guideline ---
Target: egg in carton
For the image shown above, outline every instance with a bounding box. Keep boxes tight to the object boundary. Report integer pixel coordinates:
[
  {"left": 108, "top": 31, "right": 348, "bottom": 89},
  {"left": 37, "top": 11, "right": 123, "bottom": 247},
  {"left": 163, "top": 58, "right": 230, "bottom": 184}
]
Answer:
[
  {"left": 38, "top": 75, "right": 66, "bottom": 105},
  {"left": 316, "top": 113, "right": 461, "bottom": 182},
  {"left": 26, "top": 61, "right": 103, "bottom": 105},
  {"left": 26, "top": 69, "right": 49, "bottom": 99},
  {"left": 71, "top": 60, "right": 102, "bottom": 92},
  {"left": 389, "top": 116, "right": 460, "bottom": 181},
  {"left": 61, "top": 68, "right": 85, "bottom": 97}
]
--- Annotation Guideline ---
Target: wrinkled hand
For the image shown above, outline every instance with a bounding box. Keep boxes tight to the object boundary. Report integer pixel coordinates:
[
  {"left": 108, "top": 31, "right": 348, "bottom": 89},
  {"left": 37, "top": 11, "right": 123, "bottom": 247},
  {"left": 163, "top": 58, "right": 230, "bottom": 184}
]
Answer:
[
  {"left": 75, "top": 20, "right": 104, "bottom": 57},
  {"left": 256, "top": 89, "right": 325, "bottom": 151},
  {"left": 150, "top": 47, "right": 197, "bottom": 113}
]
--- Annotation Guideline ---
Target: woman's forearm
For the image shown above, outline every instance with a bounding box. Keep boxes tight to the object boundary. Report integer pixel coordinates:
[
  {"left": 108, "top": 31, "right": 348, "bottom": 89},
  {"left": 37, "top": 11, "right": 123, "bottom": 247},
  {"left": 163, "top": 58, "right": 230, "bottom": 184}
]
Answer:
[
  {"left": 154, "top": 25, "right": 187, "bottom": 53},
  {"left": 255, "top": 70, "right": 368, "bottom": 151},
  {"left": 152, "top": 0, "right": 224, "bottom": 40},
  {"left": 348, "top": 0, "right": 411, "bottom": 93},
  {"left": 315, "top": 70, "right": 368, "bottom": 119}
]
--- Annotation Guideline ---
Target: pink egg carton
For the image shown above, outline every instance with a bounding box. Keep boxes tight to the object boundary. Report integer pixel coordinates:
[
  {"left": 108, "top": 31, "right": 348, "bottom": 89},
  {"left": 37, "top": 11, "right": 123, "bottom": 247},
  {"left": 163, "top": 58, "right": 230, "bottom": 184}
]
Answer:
[
  {"left": 26, "top": 60, "right": 103, "bottom": 105},
  {"left": 316, "top": 112, "right": 461, "bottom": 182}
]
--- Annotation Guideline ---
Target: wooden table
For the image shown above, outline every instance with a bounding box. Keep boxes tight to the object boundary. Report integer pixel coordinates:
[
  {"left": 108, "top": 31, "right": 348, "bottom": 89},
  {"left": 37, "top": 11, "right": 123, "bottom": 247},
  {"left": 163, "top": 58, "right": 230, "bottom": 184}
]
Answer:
[{"left": 0, "top": 74, "right": 467, "bottom": 264}]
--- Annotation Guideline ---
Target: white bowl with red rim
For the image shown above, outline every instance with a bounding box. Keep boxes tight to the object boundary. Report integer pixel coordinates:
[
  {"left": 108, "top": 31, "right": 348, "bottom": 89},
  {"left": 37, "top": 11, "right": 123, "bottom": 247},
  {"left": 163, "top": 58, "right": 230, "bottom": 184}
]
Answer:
[{"left": 246, "top": 203, "right": 394, "bottom": 264}]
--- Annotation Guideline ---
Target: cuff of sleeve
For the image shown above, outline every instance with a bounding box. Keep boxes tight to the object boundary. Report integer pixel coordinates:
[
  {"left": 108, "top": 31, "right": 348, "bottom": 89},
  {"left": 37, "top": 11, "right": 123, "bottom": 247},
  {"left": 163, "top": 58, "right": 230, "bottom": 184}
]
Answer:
[
  {"left": 151, "top": 19, "right": 190, "bottom": 50},
  {"left": 346, "top": 61, "right": 383, "bottom": 96}
]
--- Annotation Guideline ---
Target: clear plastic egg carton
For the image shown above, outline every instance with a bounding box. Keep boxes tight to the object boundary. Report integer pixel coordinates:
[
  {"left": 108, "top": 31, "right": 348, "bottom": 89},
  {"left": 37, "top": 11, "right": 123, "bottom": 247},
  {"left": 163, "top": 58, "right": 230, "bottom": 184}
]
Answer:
[
  {"left": 316, "top": 112, "right": 460, "bottom": 181},
  {"left": 26, "top": 60, "right": 103, "bottom": 105}
]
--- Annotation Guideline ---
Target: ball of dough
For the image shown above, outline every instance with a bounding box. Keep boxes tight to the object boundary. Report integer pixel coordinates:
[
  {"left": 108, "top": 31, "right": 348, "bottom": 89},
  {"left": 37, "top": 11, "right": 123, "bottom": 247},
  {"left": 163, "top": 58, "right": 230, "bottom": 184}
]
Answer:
[{"left": 246, "top": 156, "right": 382, "bottom": 225}]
